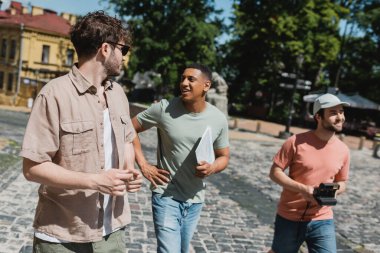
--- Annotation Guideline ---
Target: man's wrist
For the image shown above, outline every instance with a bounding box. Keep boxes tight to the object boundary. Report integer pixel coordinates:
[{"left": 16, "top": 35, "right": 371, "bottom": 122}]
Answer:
[
  {"left": 87, "top": 173, "right": 99, "bottom": 191},
  {"left": 135, "top": 158, "right": 146, "bottom": 169},
  {"left": 301, "top": 184, "right": 314, "bottom": 196},
  {"left": 209, "top": 162, "right": 217, "bottom": 176},
  {"left": 137, "top": 161, "right": 150, "bottom": 172}
]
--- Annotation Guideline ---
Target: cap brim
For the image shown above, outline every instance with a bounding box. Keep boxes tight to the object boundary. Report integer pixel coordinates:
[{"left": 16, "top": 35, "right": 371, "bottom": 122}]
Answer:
[{"left": 321, "top": 101, "right": 350, "bottom": 109}]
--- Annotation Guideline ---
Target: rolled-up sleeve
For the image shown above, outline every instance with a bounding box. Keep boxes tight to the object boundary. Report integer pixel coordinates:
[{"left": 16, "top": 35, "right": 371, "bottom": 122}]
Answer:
[
  {"left": 121, "top": 114, "right": 136, "bottom": 143},
  {"left": 20, "top": 91, "right": 60, "bottom": 163}
]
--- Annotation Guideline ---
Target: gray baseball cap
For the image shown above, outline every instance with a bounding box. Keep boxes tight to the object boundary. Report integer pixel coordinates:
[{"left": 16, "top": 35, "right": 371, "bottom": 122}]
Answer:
[{"left": 313, "top": 93, "right": 350, "bottom": 115}]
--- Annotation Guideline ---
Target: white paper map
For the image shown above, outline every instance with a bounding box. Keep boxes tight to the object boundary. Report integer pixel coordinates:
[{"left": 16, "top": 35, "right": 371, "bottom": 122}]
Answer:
[{"left": 195, "top": 126, "right": 215, "bottom": 164}]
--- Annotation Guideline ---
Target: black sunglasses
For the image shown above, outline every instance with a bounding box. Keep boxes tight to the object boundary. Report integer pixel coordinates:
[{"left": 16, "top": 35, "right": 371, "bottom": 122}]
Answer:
[{"left": 106, "top": 41, "right": 130, "bottom": 56}]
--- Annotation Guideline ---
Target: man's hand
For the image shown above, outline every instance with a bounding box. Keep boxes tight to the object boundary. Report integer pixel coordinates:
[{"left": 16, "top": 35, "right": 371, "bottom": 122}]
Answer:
[
  {"left": 140, "top": 163, "right": 170, "bottom": 188},
  {"left": 300, "top": 184, "right": 315, "bottom": 202},
  {"left": 124, "top": 168, "right": 143, "bottom": 193},
  {"left": 94, "top": 169, "right": 134, "bottom": 196},
  {"left": 195, "top": 161, "right": 215, "bottom": 178}
]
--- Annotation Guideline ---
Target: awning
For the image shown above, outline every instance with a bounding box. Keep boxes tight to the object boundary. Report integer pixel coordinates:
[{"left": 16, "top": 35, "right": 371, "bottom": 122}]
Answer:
[{"left": 303, "top": 93, "right": 380, "bottom": 111}]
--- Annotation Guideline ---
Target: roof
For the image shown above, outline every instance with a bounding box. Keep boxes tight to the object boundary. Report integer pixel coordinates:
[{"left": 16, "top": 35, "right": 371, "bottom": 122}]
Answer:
[
  {"left": 303, "top": 92, "right": 380, "bottom": 111},
  {"left": 0, "top": 2, "right": 71, "bottom": 37},
  {"left": 10, "top": 1, "right": 22, "bottom": 14}
]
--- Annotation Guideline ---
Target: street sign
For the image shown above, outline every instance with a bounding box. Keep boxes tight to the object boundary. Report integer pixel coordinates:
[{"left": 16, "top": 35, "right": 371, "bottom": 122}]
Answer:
[
  {"left": 280, "top": 72, "right": 297, "bottom": 79},
  {"left": 279, "top": 71, "right": 312, "bottom": 90},
  {"left": 297, "top": 79, "right": 312, "bottom": 86},
  {"left": 279, "top": 72, "right": 312, "bottom": 90},
  {"left": 279, "top": 82, "right": 311, "bottom": 90}
]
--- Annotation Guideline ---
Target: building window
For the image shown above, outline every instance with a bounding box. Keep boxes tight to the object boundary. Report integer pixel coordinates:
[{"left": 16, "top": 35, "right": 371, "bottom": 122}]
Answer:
[
  {"left": 66, "top": 49, "right": 74, "bottom": 66},
  {"left": 0, "top": 71, "right": 4, "bottom": 90},
  {"left": 41, "top": 45, "right": 50, "bottom": 63},
  {"left": 10, "top": 40, "right": 16, "bottom": 60},
  {"left": 7, "top": 73, "right": 14, "bottom": 92},
  {"left": 1, "top": 39, "right": 7, "bottom": 58}
]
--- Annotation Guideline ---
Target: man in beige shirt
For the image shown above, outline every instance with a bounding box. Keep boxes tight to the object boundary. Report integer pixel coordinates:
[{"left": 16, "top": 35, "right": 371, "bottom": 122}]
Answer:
[{"left": 20, "top": 11, "right": 142, "bottom": 253}]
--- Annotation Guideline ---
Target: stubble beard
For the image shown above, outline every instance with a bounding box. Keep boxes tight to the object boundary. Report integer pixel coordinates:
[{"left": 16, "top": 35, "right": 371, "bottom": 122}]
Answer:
[
  {"left": 105, "top": 51, "right": 121, "bottom": 77},
  {"left": 322, "top": 121, "right": 343, "bottom": 133}
]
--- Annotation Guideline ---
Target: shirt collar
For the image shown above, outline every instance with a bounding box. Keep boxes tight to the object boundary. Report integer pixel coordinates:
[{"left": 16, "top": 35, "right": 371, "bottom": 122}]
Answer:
[
  {"left": 69, "top": 64, "right": 114, "bottom": 94},
  {"left": 103, "top": 79, "right": 114, "bottom": 91}
]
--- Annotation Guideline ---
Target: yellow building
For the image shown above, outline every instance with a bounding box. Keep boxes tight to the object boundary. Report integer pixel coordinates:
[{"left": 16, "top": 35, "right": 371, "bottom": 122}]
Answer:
[{"left": 0, "top": 1, "right": 77, "bottom": 106}]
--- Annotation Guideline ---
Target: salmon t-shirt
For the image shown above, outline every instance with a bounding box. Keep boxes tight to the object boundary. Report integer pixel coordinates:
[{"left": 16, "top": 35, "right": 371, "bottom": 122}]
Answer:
[{"left": 273, "top": 131, "right": 350, "bottom": 221}]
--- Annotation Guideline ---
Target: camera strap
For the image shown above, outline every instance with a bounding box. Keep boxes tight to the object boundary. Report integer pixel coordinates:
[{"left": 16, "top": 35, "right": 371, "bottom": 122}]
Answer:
[
  {"left": 296, "top": 201, "right": 311, "bottom": 240},
  {"left": 300, "top": 202, "right": 310, "bottom": 221}
]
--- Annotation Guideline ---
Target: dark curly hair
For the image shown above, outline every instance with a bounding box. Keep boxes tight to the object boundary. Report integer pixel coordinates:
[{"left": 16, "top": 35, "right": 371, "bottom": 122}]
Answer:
[{"left": 70, "top": 11, "right": 132, "bottom": 58}]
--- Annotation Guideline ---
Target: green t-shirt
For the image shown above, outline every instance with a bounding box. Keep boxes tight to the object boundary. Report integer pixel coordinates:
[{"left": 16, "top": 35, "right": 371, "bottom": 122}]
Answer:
[{"left": 137, "top": 97, "right": 229, "bottom": 203}]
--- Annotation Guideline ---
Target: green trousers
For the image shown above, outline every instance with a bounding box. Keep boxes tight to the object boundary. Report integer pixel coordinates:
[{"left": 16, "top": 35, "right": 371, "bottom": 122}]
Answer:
[{"left": 33, "top": 229, "right": 126, "bottom": 253}]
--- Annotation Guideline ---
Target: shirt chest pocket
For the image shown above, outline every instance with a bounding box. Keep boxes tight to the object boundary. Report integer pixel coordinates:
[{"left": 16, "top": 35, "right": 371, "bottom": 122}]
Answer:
[
  {"left": 120, "top": 115, "right": 134, "bottom": 142},
  {"left": 61, "top": 121, "right": 96, "bottom": 155}
]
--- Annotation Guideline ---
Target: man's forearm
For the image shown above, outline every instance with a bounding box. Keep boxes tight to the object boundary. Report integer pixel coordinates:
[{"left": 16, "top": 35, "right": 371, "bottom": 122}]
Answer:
[
  {"left": 131, "top": 117, "right": 149, "bottom": 169},
  {"left": 23, "top": 159, "right": 96, "bottom": 190},
  {"left": 269, "top": 164, "right": 311, "bottom": 195},
  {"left": 211, "top": 155, "right": 229, "bottom": 174},
  {"left": 336, "top": 181, "right": 346, "bottom": 195},
  {"left": 212, "top": 147, "right": 230, "bottom": 174},
  {"left": 23, "top": 158, "right": 135, "bottom": 196},
  {"left": 132, "top": 136, "right": 148, "bottom": 169},
  {"left": 124, "top": 142, "right": 135, "bottom": 171}
]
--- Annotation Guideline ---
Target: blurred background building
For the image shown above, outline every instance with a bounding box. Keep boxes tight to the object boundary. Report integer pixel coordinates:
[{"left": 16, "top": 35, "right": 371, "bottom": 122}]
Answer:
[{"left": 0, "top": 1, "right": 77, "bottom": 106}]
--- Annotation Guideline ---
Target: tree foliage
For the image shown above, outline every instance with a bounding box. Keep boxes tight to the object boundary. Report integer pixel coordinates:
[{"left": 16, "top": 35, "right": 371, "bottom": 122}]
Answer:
[
  {"left": 103, "top": 0, "right": 380, "bottom": 121},
  {"left": 335, "top": 0, "right": 380, "bottom": 104},
  {"left": 224, "top": 0, "right": 346, "bottom": 120},
  {"left": 105, "top": 0, "right": 223, "bottom": 97}
]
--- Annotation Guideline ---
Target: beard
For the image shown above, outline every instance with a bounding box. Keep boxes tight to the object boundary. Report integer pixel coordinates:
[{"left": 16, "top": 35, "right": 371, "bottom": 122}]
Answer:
[
  {"left": 321, "top": 120, "right": 343, "bottom": 133},
  {"left": 104, "top": 51, "right": 121, "bottom": 77}
]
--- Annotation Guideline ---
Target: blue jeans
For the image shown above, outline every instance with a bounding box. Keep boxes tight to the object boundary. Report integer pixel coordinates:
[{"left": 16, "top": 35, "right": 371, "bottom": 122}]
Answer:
[
  {"left": 151, "top": 193, "right": 203, "bottom": 253},
  {"left": 271, "top": 215, "right": 337, "bottom": 253}
]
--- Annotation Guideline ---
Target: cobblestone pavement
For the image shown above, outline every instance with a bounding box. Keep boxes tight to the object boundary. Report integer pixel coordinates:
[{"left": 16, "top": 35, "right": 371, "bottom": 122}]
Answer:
[{"left": 0, "top": 109, "right": 379, "bottom": 253}]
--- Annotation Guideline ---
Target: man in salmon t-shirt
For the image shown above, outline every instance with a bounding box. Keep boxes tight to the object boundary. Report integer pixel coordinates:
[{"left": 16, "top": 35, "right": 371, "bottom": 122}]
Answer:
[{"left": 268, "top": 93, "right": 351, "bottom": 253}]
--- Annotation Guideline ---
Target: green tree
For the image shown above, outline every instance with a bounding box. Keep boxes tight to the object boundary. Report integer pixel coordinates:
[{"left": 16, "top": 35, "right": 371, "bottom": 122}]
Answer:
[
  {"left": 334, "top": 0, "right": 380, "bottom": 103},
  {"left": 105, "top": 0, "right": 224, "bottom": 97},
  {"left": 330, "top": 0, "right": 365, "bottom": 88},
  {"left": 225, "top": 0, "right": 344, "bottom": 121}
]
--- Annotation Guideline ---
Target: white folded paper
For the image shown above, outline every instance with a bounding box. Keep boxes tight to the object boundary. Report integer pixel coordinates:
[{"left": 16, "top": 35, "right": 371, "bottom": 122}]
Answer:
[{"left": 195, "top": 126, "right": 215, "bottom": 164}]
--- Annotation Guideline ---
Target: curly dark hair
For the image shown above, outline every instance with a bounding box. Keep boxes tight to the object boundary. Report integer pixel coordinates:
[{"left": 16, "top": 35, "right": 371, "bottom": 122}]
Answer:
[{"left": 70, "top": 11, "right": 132, "bottom": 58}]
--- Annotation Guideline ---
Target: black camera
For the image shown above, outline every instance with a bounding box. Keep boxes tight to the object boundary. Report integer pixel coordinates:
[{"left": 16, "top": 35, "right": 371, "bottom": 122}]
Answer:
[{"left": 313, "top": 183, "right": 340, "bottom": 206}]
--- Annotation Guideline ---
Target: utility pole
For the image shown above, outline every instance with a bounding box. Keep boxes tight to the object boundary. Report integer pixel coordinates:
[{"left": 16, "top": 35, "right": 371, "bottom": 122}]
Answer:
[
  {"left": 279, "top": 55, "right": 311, "bottom": 139},
  {"left": 285, "top": 76, "right": 298, "bottom": 134},
  {"left": 14, "top": 23, "right": 24, "bottom": 105}
]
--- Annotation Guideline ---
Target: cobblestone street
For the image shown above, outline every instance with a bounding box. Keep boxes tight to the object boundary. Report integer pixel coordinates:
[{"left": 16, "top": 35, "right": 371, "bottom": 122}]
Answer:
[{"left": 0, "top": 108, "right": 379, "bottom": 253}]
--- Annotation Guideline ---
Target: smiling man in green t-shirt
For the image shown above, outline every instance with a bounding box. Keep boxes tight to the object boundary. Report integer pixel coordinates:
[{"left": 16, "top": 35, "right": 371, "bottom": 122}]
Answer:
[{"left": 132, "top": 63, "right": 230, "bottom": 253}]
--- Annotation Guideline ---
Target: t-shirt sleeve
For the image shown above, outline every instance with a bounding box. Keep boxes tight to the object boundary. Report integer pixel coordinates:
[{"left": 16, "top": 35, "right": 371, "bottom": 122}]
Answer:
[
  {"left": 273, "top": 137, "right": 296, "bottom": 171},
  {"left": 335, "top": 148, "right": 350, "bottom": 181},
  {"left": 214, "top": 117, "right": 229, "bottom": 149},
  {"left": 20, "top": 92, "right": 60, "bottom": 163},
  {"left": 136, "top": 100, "right": 165, "bottom": 129}
]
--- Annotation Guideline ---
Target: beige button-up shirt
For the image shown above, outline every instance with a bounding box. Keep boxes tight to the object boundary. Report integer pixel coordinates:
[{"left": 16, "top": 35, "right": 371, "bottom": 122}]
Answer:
[{"left": 20, "top": 65, "right": 136, "bottom": 242}]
